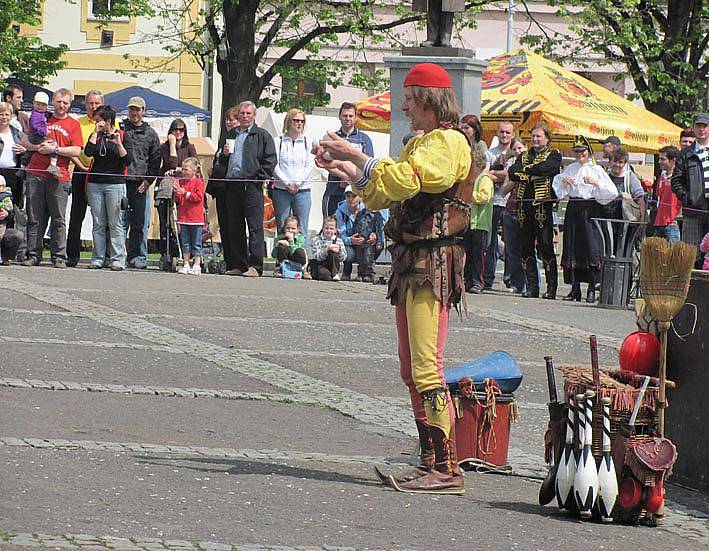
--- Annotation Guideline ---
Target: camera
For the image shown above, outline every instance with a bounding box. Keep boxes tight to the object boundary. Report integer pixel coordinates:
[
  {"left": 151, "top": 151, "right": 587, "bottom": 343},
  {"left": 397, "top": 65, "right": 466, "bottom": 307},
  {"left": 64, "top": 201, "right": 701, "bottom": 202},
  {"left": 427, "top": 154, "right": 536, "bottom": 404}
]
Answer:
[{"left": 104, "top": 133, "right": 118, "bottom": 140}]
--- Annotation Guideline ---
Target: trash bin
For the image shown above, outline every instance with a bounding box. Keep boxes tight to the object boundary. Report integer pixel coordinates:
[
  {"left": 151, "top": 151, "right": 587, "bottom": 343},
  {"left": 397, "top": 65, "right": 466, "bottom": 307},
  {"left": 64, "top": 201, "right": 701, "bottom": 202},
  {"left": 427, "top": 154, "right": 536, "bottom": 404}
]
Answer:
[
  {"left": 599, "top": 256, "right": 633, "bottom": 308},
  {"left": 592, "top": 217, "right": 646, "bottom": 310}
]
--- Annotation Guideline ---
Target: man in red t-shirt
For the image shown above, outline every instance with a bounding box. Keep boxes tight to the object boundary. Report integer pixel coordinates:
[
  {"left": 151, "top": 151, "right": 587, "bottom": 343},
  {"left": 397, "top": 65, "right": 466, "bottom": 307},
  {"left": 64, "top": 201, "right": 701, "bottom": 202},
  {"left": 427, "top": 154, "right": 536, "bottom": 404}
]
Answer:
[
  {"left": 21, "top": 88, "right": 83, "bottom": 268},
  {"left": 653, "top": 145, "right": 682, "bottom": 244}
]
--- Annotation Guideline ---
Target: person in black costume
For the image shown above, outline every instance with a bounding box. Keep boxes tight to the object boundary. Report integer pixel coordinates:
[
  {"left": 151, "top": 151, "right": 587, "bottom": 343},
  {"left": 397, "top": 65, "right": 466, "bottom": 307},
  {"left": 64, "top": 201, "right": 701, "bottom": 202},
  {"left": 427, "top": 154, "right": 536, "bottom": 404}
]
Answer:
[{"left": 507, "top": 124, "right": 562, "bottom": 299}]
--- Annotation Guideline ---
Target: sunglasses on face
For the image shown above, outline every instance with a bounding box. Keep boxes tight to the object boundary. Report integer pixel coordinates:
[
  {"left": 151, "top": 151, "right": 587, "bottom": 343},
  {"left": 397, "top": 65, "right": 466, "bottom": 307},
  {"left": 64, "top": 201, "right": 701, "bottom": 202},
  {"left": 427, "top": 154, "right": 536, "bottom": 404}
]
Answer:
[
  {"left": 291, "top": 119, "right": 305, "bottom": 124},
  {"left": 173, "top": 127, "right": 186, "bottom": 132}
]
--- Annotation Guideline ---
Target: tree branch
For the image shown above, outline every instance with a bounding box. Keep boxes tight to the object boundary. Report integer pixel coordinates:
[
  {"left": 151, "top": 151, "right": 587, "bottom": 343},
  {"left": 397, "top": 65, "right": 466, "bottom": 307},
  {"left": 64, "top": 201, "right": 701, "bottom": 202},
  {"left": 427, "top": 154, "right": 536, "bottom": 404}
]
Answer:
[
  {"left": 595, "top": 9, "right": 649, "bottom": 96},
  {"left": 254, "top": 4, "right": 295, "bottom": 65},
  {"left": 518, "top": 0, "right": 552, "bottom": 42},
  {"left": 258, "top": 12, "right": 422, "bottom": 88}
]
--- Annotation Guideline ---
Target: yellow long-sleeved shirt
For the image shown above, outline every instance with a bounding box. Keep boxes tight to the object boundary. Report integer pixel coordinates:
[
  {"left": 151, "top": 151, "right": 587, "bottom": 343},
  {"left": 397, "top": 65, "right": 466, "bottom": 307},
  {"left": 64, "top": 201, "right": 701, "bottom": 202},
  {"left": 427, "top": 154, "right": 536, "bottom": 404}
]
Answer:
[
  {"left": 75, "top": 115, "right": 97, "bottom": 170},
  {"left": 358, "top": 128, "right": 471, "bottom": 211}
]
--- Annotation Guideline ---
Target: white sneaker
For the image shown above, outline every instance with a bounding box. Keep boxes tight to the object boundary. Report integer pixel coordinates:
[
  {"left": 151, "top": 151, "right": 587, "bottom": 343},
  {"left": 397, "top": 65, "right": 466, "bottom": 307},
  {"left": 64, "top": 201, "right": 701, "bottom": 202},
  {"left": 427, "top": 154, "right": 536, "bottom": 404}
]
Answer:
[
  {"left": 332, "top": 273, "right": 341, "bottom": 281},
  {"left": 178, "top": 264, "right": 191, "bottom": 274},
  {"left": 191, "top": 264, "right": 202, "bottom": 275}
]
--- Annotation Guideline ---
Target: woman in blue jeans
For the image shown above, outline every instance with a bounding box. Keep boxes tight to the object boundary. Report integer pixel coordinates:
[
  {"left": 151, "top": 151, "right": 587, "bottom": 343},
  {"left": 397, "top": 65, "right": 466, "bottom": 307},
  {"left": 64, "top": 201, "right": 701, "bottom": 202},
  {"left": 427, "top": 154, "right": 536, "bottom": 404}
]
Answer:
[
  {"left": 84, "top": 105, "right": 133, "bottom": 270},
  {"left": 271, "top": 108, "right": 315, "bottom": 238}
]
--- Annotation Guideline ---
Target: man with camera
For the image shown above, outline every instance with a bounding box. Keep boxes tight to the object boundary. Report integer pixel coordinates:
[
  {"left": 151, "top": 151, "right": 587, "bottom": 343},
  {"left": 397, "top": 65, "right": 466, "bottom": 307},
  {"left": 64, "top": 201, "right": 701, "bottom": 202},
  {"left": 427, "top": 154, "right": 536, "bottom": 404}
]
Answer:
[{"left": 122, "top": 96, "right": 161, "bottom": 269}]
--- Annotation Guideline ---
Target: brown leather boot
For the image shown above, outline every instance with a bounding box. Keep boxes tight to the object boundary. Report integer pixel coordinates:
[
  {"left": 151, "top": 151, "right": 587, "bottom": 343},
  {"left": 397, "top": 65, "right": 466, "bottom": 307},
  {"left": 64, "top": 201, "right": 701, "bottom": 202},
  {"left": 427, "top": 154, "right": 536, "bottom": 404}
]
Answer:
[
  {"left": 392, "top": 426, "right": 465, "bottom": 495},
  {"left": 375, "top": 420, "right": 434, "bottom": 486}
]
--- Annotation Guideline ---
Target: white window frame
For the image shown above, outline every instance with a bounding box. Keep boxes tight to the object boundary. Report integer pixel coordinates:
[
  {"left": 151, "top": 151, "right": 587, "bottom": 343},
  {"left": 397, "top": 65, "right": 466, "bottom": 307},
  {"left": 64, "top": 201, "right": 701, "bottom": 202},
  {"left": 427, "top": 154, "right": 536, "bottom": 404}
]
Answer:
[{"left": 87, "top": 0, "right": 129, "bottom": 22}]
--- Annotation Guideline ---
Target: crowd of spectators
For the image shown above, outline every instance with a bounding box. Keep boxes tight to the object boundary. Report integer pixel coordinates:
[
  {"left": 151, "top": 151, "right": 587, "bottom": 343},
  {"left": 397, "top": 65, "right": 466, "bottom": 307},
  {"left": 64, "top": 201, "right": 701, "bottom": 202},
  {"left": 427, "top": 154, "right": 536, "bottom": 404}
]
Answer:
[{"left": 1, "top": 81, "right": 707, "bottom": 286}]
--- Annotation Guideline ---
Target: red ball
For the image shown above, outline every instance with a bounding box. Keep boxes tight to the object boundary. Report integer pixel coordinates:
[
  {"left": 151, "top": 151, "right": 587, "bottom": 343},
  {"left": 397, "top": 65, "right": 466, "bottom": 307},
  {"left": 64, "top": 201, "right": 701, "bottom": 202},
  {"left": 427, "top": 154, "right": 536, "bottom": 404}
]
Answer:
[{"left": 619, "top": 331, "right": 660, "bottom": 377}]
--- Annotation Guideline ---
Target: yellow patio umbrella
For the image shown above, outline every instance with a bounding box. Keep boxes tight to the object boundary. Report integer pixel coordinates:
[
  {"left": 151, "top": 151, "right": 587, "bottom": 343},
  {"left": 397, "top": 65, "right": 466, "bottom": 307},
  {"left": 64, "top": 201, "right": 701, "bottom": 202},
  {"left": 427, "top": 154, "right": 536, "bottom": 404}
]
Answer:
[
  {"left": 355, "top": 91, "right": 391, "bottom": 134},
  {"left": 355, "top": 50, "right": 682, "bottom": 153}
]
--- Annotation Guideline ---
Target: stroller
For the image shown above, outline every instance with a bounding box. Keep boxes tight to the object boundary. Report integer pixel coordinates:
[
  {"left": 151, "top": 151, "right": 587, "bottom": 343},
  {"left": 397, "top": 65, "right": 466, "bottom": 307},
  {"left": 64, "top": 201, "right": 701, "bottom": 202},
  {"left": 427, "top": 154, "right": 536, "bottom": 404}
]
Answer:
[{"left": 155, "top": 175, "right": 181, "bottom": 272}]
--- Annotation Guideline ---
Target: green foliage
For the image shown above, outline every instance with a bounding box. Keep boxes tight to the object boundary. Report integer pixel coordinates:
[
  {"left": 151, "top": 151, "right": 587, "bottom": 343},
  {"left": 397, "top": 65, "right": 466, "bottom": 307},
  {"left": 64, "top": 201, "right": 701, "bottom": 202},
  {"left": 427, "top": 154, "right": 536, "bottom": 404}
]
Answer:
[
  {"left": 521, "top": 0, "right": 708, "bottom": 126},
  {"left": 0, "top": 0, "right": 155, "bottom": 87},
  {"left": 0, "top": 0, "right": 66, "bottom": 85},
  {"left": 141, "top": 0, "right": 488, "bottom": 115}
]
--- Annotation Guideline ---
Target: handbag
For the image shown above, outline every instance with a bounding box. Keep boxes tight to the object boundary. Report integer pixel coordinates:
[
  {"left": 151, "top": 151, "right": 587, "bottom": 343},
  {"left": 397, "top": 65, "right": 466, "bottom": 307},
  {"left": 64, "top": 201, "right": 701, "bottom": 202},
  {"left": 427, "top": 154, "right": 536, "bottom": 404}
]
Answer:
[
  {"left": 621, "top": 192, "right": 641, "bottom": 221},
  {"left": 206, "top": 158, "right": 227, "bottom": 196}
]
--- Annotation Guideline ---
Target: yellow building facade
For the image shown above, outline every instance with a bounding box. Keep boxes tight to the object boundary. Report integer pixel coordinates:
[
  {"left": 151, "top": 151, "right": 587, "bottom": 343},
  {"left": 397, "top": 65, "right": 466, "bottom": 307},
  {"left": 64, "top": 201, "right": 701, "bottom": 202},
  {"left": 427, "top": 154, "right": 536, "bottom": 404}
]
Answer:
[{"left": 19, "top": 0, "right": 205, "bottom": 114}]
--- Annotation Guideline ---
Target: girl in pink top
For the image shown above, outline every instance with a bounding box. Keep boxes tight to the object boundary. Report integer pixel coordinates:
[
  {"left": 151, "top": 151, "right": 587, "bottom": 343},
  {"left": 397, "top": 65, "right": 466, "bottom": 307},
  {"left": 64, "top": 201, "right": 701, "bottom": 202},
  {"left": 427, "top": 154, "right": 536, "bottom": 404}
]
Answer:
[{"left": 171, "top": 157, "right": 206, "bottom": 275}]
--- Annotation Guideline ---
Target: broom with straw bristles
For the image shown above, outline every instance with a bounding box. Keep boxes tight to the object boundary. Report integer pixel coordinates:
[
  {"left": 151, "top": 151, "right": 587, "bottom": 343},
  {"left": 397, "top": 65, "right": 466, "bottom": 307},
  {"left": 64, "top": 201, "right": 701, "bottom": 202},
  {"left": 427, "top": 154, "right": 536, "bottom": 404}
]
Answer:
[{"left": 640, "top": 236, "right": 696, "bottom": 525}]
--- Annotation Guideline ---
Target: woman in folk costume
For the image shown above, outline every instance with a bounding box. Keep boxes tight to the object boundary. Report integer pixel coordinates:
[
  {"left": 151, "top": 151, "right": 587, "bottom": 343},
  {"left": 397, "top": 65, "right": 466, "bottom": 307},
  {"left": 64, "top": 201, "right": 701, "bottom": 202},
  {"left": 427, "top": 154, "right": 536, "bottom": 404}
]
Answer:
[
  {"left": 316, "top": 63, "right": 477, "bottom": 495},
  {"left": 507, "top": 125, "right": 562, "bottom": 299},
  {"left": 553, "top": 135, "right": 617, "bottom": 303}
]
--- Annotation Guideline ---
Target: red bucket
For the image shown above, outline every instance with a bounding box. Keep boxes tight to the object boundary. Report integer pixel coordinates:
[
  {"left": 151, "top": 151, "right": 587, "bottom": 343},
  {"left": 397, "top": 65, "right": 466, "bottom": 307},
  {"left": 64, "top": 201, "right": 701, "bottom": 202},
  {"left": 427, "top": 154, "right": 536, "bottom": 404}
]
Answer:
[{"left": 454, "top": 391, "right": 515, "bottom": 467}]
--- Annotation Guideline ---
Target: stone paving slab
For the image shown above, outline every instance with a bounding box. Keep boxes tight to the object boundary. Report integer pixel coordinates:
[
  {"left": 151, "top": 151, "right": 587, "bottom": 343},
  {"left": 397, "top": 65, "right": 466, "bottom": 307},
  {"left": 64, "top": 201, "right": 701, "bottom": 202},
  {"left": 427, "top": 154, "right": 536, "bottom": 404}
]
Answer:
[
  {"left": 0, "top": 388, "right": 407, "bottom": 457},
  {"left": 0, "top": 378, "right": 316, "bottom": 406},
  {"left": 2, "top": 267, "right": 706, "bottom": 549},
  {"left": 160, "top": 316, "right": 619, "bottom": 369},
  {"left": 1, "top": 341, "right": 281, "bottom": 395},
  {"left": 3, "top": 310, "right": 146, "bottom": 345},
  {"left": 0, "top": 446, "right": 696, "bottom": 550}
]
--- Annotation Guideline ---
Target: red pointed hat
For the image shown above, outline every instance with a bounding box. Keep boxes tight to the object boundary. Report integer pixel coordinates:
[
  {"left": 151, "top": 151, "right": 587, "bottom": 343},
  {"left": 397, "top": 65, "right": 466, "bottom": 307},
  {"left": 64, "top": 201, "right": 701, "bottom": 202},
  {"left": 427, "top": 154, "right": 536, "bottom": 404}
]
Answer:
[{"left": 403, "top": 63, "right": 452, "bottom": 88}]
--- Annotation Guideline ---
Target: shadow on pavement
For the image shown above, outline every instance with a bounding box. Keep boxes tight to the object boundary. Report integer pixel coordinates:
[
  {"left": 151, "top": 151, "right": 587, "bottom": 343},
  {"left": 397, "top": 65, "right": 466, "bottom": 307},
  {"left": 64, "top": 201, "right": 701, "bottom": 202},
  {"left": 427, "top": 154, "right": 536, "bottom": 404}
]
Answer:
[
  {"left": 486, "top": 500, "right": 578, "bottom": 522},
  {"left": 134, "top": 454, "right": 381, "bottom": 487}
]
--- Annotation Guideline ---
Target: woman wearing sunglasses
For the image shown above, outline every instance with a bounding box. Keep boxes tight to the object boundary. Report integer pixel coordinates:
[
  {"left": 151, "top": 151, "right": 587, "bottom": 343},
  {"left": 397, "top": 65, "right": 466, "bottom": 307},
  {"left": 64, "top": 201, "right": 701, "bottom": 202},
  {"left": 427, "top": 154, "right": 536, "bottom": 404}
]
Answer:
[
  {"left": 157, "top": 118, "right": 197, "bottom": 268},
  {"left": 271, "top": 108, "right": 315, "bottom": 238}
]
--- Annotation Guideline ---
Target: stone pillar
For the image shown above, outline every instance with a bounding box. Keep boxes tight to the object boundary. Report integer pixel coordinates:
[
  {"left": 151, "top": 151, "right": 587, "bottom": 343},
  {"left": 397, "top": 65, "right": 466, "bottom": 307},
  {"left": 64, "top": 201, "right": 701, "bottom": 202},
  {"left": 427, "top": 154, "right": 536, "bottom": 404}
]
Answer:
[{"left": 384, "top": 53, "right": 487, "bottom": 158}]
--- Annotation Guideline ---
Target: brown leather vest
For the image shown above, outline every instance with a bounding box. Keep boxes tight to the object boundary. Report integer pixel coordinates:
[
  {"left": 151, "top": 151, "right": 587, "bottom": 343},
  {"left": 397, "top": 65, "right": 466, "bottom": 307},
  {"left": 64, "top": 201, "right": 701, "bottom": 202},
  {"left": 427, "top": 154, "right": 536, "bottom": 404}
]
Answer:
[
  {"left": 384, "top": 149, "right": 483, "bottom": 306},
  {"left": 384, "top": 152, "right": 482, "bottom": 245}
]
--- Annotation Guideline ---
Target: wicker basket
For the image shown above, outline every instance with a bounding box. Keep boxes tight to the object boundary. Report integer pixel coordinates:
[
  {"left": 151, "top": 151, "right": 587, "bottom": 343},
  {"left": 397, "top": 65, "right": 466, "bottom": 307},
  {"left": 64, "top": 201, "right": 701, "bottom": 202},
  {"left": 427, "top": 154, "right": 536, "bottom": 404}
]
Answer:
[{"left": 559, "top": 366, "right": 661, "bottom": 525}]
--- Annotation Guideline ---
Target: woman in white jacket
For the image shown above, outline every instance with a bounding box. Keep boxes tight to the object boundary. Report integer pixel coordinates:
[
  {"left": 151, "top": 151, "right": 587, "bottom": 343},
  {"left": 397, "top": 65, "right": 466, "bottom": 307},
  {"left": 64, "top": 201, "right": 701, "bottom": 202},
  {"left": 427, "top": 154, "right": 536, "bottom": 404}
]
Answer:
[
  {"left": 553, "top": 135, "right": 617, "bottom": 303},
  {"left": 272, "top": 108, "right": 316, "bottom": 238}
]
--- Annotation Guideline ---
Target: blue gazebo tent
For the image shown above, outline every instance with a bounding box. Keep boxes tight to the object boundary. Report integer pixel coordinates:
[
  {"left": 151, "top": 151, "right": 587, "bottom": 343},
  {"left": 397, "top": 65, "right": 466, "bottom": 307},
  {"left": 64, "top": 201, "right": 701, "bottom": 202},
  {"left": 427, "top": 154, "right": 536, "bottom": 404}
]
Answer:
[{"left": 102, "top": 86, "right": 211, "bottom": 121}]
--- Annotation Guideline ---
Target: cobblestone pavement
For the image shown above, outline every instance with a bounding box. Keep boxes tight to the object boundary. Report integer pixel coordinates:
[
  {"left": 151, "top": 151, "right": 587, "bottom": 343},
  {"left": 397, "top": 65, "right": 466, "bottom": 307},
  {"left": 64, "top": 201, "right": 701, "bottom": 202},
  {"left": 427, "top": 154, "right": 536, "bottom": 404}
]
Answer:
[{"left": 1, "top": 267, "right": 707, "bottom": 550}]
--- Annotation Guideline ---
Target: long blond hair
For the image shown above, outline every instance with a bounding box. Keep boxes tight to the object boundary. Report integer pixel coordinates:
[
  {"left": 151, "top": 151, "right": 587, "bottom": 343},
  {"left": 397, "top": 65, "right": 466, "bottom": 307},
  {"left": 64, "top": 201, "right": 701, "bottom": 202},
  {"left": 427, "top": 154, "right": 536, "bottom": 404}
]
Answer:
[
  {"left": 410, "top": 86, "right": 460, "bottom": 128},
  {"left": 283, "top": 108, "right": 306, "bottom": 134}
]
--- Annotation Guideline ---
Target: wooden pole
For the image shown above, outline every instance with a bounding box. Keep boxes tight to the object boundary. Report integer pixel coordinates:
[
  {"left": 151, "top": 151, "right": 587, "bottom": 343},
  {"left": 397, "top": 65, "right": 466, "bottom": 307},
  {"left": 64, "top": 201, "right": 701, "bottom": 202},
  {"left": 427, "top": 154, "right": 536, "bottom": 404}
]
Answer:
[{"left": 654, "top": 321, "right": 670, "bottom": 526}]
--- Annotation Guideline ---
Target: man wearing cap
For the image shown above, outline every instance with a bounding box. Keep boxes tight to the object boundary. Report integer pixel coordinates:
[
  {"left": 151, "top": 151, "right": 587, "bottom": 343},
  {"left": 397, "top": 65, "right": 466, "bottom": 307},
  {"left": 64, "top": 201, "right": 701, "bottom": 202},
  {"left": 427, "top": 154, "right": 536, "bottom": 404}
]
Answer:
[
  {"left": 334, "top": 185, "right": 384, "bottom": 282},
  {"left": 317, "top": 62, "right": 475, "bottom": 494},
  {"left": 21, "top": 88, "right": 83, "bottom": 268},
  {"left": 672, "top": 113, "right": 709, "bottom": 268},
  {"left": 602, "top": 136, "right": 621, "bottom": 165},
  {"left": 122, "top": 96, "right": 161, "bottom": 269},
  {"left": 66, "top": 89, "right": 104, "bottom": 267}
]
